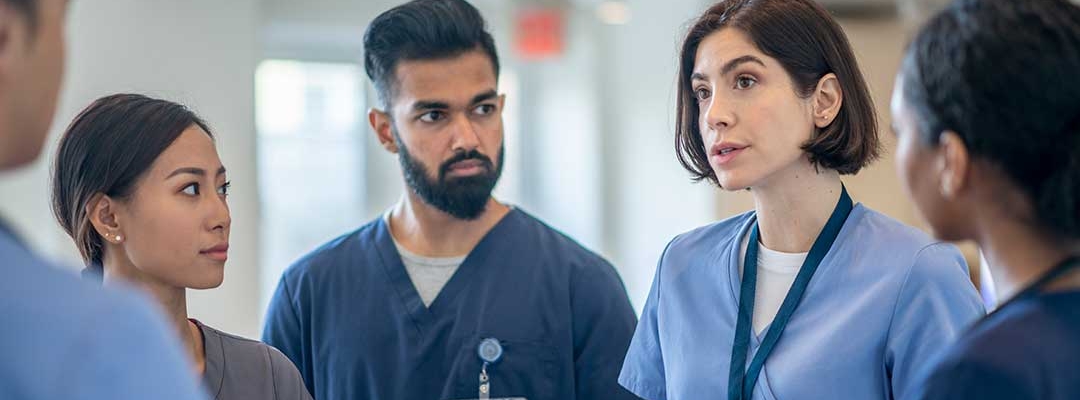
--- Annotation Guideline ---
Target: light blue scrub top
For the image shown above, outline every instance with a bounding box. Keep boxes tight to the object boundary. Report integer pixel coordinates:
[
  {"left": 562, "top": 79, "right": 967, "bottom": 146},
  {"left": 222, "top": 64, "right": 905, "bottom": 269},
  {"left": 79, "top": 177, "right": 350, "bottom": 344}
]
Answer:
[
  {"left": 0, "top": 221, "right": 207, "bottom": 400},
  {"left": 618, "top": 204, "right": 985, "bottom": 400}
]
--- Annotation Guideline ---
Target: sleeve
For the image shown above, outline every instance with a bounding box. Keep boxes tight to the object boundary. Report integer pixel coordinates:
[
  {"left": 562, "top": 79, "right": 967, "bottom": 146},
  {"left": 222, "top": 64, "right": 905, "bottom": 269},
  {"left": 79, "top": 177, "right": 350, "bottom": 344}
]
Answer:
[
  {"left": 885, "top": 243, "right": 986, "bottom": 400},
  {"left": 267, "top": 345, "right": 315, "bottom": 400},
  {"left": 616, "top": 241, "right": 673, "bottom": 400},
  {"left": 58, "top": 292, "right": 209, "bottom": 400},
  {"left": 262, "top": 273, "right": 314, "bottom": 396},
  {"left": 917, "top": 357, "right": 1035, "bottom": 400},
  {"left": 570, "top": 256, "right": 643, "bottom": 400}
]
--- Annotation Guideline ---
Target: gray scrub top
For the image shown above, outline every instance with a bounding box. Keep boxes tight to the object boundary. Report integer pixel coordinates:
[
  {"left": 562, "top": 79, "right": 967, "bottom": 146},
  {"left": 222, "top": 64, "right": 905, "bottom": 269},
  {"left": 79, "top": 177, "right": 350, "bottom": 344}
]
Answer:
[{"left": 194, "top": 320, "right": 313, "bottom": 400}]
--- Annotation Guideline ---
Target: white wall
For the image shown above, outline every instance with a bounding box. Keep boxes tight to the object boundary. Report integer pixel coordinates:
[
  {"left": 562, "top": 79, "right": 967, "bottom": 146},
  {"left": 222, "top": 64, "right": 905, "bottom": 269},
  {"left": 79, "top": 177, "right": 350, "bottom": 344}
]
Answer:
[
  {"left": 598, "top": 0, "right": 719, "bottom": 310},
  {"left": 511, "top": 9, "right": 606, "bottom": 253},
  {"left": 0, "top": 0, "right": 262, "bottom": 338}
]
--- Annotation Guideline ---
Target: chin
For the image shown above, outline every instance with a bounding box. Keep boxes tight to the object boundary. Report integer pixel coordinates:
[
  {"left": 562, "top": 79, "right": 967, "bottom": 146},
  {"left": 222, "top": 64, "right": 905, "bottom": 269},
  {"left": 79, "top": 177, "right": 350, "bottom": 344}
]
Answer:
[
  {"left": 715, "top": 172, "right": 753, "bottom": 192},
  {"left": 189, "top": 279, "right": 225, "bottom": 290},
  {"left": 187, "top": 268, "right": 225, "bottom": 289}
]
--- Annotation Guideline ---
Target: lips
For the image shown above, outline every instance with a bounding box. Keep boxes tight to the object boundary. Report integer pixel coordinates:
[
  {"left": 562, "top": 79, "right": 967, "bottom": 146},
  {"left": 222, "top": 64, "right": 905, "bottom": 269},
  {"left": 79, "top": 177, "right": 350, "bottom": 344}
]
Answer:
[
  {"left": 200, "top": 243, "right": 229, "bottom": 262},
  {"left": 443, "top": 158, "right": 491, "bottom": 178},
  {"left": 438, "top": 149, "right": 494, "bottom": 180},
  {"left": 710, "top": 142, "right": 749, "bottom": 166},
  {"left": 449, "top": 159, "right": 485, "bottom": 170}
]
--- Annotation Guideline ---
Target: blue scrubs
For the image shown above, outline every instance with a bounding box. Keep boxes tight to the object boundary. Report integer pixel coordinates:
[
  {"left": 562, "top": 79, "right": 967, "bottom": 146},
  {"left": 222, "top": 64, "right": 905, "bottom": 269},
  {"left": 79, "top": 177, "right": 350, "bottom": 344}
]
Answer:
[
  {"left": 0, "top": 221, "right": 207, "bottom": 400},
  {"left": 917, "top": 288, "right": 1080, "bottom": 399},
  {"left": 263, "top": 208, "right": 639, "bottom": 400},
  {"left": 618, "top": 205, "right": 985, "bottom": 400}
]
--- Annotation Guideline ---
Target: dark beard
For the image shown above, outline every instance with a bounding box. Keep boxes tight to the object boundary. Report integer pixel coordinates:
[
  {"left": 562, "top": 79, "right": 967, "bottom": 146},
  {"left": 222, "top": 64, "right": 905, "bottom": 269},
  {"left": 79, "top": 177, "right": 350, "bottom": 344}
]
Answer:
[{"left": 396, "top": 139, "right": 504, "bottom": 220}]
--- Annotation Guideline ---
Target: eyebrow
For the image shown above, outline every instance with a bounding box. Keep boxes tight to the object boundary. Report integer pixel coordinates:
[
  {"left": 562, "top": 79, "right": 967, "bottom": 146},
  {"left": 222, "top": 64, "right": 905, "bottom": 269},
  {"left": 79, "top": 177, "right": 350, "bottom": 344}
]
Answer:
[
  {"left": 410, "top": 89, "right": 498, "bottom": 112},
  {"left": 412, "top": 100, "right": 450, "bottom": 112},
  {"left": 470, "top": 90, "right": 498, "bottom": 105},
  {"left": 692, "top": 55, "right": 768, "bottom": 81},
  {"left": 167, "top": 166, "right": 227, "bottom": 179}
]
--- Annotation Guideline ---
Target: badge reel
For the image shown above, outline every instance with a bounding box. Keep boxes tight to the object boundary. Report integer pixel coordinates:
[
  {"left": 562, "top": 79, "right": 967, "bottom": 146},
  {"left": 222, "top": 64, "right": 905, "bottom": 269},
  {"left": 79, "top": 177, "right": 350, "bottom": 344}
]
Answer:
[{"left": 477, "top": 338, "right": 503, "bottom": 400}]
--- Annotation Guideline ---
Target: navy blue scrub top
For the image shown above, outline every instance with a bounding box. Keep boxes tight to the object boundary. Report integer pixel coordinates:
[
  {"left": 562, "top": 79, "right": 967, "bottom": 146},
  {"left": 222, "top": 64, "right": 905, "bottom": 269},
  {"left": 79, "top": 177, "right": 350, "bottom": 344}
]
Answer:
[
  {"left": 262, "top": 208, "right": 640, "bottom": 400},
  {"left": 918, "top": 290, "right": 1080, "bottom": 400}
]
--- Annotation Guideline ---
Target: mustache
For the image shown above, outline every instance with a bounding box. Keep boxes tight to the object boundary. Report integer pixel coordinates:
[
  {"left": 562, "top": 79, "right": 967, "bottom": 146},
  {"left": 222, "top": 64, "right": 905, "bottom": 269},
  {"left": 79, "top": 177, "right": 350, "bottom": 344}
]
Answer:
[{"left": 439, "top": 150, "right": 494, "bottom": 177}]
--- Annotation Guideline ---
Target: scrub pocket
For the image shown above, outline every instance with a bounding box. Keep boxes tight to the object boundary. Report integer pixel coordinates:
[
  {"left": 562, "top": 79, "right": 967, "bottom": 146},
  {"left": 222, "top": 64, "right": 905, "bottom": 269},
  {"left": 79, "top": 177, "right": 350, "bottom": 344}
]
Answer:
[{"left": 447, "top": 333, "right": 558, "bottom": 400}]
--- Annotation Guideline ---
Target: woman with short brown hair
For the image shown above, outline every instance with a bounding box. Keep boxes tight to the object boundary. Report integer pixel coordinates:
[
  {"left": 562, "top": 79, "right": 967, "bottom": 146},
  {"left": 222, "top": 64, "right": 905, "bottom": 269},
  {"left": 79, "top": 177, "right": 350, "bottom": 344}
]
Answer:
[{"left": 618, "top": 1, "right": 984, "bottom": 399}]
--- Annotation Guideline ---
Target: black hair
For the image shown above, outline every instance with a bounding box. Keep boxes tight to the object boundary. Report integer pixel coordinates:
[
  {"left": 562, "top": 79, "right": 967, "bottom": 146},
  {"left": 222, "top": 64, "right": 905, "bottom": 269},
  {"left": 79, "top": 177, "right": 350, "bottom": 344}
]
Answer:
[
  {"left": 362, "top": 0, "right": 500, "bottom": 110},
  {"left": 900, "top": 0, "right": 1080, "bottom": 238},
  {"left": 51, "top": 94, "right": 214, "bottom": 272}
]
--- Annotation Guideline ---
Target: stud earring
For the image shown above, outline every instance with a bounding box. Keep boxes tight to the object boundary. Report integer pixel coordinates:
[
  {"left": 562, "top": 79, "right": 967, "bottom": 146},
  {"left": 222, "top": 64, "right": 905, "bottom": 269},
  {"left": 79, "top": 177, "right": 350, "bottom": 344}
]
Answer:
[{"left": 940, "top": 179, "right": 954, "bottom": 198}]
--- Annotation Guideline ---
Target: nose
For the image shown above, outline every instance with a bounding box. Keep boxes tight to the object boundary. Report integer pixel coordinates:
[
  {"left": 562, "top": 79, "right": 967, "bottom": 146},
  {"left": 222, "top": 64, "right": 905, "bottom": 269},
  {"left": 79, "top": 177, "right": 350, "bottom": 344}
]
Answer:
[
  {"left": 207, "top": 191, "right": 231, "bottom": 234},
  {"left": 703, "top": 94, "right": 735, "bottom": 132},
  {"left": 449, "top": 115, "right": 482, "bottom": 153}
]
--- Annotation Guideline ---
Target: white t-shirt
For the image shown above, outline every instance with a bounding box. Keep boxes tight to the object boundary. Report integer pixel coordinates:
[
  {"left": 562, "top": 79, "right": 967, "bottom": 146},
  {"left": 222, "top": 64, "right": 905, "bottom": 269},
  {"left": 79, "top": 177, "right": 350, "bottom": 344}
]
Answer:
[
  {"left": 738, "top": 233, "right": 809, "bottom": 335},
  {"left": 384, "top": 213, "right": 467, "bottom": 308}
]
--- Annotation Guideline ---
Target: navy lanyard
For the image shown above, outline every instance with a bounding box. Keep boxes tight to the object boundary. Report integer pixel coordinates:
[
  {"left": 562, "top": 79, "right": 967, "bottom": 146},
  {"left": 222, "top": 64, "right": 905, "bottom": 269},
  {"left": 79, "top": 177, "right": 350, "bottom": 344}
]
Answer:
[{"left": 727, "top": 186, "right": 854, "bottom": 400}]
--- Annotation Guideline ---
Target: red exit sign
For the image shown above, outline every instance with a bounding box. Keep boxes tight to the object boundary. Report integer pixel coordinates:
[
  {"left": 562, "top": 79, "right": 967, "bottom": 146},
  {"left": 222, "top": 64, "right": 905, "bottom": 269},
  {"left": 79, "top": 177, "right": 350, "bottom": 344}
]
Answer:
[{"left": 515, "top": 8, "right": 564, "bottom": 60}]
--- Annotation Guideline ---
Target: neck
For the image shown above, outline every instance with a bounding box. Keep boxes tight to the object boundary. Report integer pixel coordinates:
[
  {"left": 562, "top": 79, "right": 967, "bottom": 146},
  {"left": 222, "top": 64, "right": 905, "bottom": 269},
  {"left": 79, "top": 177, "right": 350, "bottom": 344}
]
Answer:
[
  {"left": 976, "top": 213, "right": 1080, "bottom": 301},
  {"left": 102, "top": 254, "right": 205, "bottom": 375},
  {"left": 750, "top": 161, "right": 844, "bottom": 253},
  {"left": 389, "top": 191, "right": 510, "bottom": 257}
]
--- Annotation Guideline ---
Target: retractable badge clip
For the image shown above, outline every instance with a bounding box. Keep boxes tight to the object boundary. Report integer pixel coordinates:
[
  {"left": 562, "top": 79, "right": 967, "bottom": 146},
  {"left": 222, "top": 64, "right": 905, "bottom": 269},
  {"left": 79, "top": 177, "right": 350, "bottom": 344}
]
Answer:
[{"left": 477, "top": 338, "right": 503, "bottom": 400}]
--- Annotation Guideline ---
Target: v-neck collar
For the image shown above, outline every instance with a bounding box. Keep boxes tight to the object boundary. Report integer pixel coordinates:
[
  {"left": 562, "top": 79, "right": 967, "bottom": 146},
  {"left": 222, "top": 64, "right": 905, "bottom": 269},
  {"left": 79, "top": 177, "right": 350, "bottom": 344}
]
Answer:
[
  {"left": 192, "top": 319, "right": 225, "bottom": 400},
  {"left": 725, "top": 215, "right": 769, "bottom": 344},
  {"left": 373, "top": 208, "right": 521, "bottom": 335},
  {"left": 723, "top": 206, "right": 865, "bottom": 343}
]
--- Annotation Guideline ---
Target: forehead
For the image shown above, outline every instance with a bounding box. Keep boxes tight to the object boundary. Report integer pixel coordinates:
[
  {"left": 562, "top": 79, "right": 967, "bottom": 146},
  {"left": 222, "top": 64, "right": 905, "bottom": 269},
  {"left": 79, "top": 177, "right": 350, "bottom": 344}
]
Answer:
[
  {"left": 151, "top": 126, "right": 222, "bottom": 175},
  {"left": 693, "top": 28, "right": 771, "bottom": 75},
  {"left": 391, "top": 50, "right": 497, "bottom": 107}
]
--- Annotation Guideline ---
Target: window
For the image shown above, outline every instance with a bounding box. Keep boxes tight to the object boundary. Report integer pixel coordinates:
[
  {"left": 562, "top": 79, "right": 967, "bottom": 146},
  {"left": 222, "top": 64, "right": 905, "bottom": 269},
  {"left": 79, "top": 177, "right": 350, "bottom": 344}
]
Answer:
[{"left": 255, "top": 60, "right": 366, "bottom": 315}]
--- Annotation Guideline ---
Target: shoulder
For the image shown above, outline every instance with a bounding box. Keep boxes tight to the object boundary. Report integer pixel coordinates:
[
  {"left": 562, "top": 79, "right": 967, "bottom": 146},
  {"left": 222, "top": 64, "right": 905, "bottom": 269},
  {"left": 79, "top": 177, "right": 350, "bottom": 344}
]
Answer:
[
  {"left": 847, "top": 205, "right": 942, "bottom": 253},
  {"left": 200, "top": 323, "right": 273, "bottom": 355},
  {"left": 281, "top": 218, "right": 381, "bottom": 282},
  {"left": 509, "top": 210, "right": 635, "bottom": 309},
  {"left": 666, "top": 210, "right": 754, "bottom": 255},
  {"left": 846, "top": 205, "right": 968, "bottom": 278},
  {"left": 922, "top": 322, "right": 1041, "bottom": 399},
  {"left": 513, "top": 209, "right": 618, "bottom": 274},
  {"left": 201, "top": 324, "right": 311, "bottom": 397},
  {"left": 958, "top": 297, "right": 1076, "bottom": 365},
  {"left": 0, "top": 235, "right": 203, "bottom": 399},
  {"left": 0, "top": 237, "right": 164, "bottom": 346},
  {"left": 202, "top": 324, "right": 297, "bottom": 370},
  {"left": 652, "top": 210, "right": 754, "bottom": 280},
  {"left": 925, "top": 295, "right": 1080, "bottom": 399},
  {"left": 512, "top": 209, "right": 604, "bottom": 260}
]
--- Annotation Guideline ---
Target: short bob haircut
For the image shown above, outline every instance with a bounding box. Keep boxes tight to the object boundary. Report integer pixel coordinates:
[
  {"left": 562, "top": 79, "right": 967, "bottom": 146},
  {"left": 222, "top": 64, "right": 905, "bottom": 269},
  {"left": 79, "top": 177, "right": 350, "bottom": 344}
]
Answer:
[{"left": 676, "top": 0, "right": 880, "bottom": 185}]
